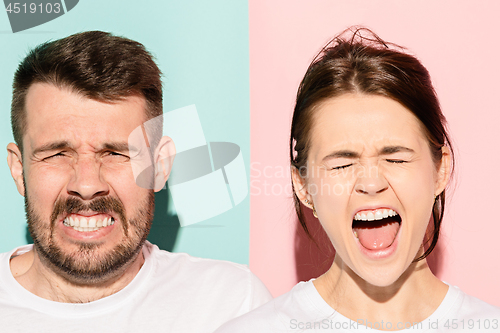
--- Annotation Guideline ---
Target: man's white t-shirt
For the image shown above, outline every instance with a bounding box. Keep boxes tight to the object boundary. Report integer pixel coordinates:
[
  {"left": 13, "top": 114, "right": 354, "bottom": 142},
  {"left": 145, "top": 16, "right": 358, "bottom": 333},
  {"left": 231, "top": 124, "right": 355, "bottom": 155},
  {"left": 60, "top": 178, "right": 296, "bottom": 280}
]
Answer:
[
  {"left": 215, "top": 279, "right": 500, "bottom": 332},
  {"left": 0, "top": 241, "right": 272, "bottom": 333}
]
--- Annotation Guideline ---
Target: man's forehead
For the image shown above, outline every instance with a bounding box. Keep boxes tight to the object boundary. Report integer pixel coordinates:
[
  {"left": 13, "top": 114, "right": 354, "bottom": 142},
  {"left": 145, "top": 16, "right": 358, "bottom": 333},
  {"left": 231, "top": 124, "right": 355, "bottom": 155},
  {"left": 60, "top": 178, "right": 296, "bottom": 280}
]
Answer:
[
  {"left": 24, "top": 83, "right": 149, "bottom": 144},
  {"left": 25, "top": 83, "right": 149, "bottom": 122}
]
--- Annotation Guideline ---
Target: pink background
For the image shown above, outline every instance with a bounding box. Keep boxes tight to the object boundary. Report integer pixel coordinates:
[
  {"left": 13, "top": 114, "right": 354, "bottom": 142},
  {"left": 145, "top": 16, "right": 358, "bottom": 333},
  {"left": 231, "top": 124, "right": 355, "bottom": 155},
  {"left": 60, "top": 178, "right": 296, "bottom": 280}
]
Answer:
[{"left": 249, "top": 0, "right": 500, "bottom": 306}]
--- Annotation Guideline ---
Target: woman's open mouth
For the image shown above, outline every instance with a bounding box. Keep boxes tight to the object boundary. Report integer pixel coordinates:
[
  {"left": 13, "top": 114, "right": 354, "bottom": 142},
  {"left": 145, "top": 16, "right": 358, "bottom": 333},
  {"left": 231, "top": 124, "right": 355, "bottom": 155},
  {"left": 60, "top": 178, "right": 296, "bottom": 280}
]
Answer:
[{"left": 352, "top": 208, "right": 402, "bottom": 251}]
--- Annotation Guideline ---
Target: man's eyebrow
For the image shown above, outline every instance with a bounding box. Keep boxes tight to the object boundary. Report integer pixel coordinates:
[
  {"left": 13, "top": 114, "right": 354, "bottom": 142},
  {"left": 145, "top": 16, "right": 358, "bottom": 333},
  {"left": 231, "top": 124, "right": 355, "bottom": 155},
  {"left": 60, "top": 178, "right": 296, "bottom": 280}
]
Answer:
[
  {"left": 379, "top": 146, "right": 415, "bottom": 155},
  {"left": 33, "top": 142, "right": 141, "bottom": 155},
  {"left": 102, "top": 142, "right": 139, "bottom": 153},
  {"left": 32, "top": 141, "right": 72, "bottom": 155}
]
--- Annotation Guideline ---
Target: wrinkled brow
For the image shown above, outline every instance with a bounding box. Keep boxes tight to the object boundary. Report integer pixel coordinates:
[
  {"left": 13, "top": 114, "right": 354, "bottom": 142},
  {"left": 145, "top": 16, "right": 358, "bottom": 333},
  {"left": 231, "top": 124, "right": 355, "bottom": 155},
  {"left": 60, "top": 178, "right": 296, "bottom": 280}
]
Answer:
[
  {"left": 32, "top": 141, "right": 140, "bottom": 155},
  {"left": 379, "top": 146, "right": 415, "bottom": 155},
  {"left": 32, "top": 141, "right": 73, "bottom": 156},
  {"left": 322, "top": 150, "right": 359, "bottom": 162},
  {"left": 322, "top": 146, "right": 414, "bottom": 162}
]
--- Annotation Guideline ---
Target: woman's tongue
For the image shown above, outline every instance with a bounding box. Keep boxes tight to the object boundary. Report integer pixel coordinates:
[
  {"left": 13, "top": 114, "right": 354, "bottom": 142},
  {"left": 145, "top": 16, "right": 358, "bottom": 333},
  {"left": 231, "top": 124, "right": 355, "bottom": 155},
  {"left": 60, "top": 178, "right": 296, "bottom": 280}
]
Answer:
[{"left": 353, "top": 220, "right": 400, "bottom": 250}]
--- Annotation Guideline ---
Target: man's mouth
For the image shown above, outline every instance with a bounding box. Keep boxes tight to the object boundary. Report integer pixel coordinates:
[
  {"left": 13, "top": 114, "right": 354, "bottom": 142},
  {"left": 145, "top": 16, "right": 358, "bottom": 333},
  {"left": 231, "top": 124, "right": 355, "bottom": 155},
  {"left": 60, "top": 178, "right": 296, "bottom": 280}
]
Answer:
[
  {"left": 62, "top": 215, "right": 115, "bottom": 232},
  {"left": 352, "top": 208, "right": 401, "bottom": 250}
]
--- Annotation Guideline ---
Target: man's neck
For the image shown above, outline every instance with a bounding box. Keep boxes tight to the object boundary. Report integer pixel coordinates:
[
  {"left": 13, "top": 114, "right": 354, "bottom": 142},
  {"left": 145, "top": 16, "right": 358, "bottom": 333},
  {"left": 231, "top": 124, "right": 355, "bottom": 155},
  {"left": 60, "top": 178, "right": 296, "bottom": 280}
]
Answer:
[{"left": 10, "top": 247, "right": 145, "bottom": 303}]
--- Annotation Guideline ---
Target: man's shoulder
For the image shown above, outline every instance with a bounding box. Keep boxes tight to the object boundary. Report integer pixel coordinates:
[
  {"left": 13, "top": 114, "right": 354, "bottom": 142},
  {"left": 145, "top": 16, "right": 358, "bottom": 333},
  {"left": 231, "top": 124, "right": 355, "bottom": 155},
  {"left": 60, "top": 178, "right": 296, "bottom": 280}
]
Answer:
[
  {"left": 145, "top": 241, "right": 271, "bottom": 297},
  {"left": 146, "top": 241, "right": 253, "bottom": 276},
  {"left": 0, "top": 244, "right": 32, "bottom": 257},
  {"left": 144, "top": 241, "right": 272, "bottom": 315}
]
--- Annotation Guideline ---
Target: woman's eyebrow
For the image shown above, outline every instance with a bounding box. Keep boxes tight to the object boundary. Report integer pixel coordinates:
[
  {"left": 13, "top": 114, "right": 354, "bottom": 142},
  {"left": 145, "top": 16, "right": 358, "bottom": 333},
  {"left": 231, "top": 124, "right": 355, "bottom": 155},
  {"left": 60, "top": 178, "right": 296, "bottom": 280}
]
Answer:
[
  {"left": 379, "top": 146, "right": 415, "bottom": 155},
  {"left": 322, "top": 150, "right": 359, "bottom": 162},
  {"left": 322, "top": 146, "right": 415, "bottom": 162}
]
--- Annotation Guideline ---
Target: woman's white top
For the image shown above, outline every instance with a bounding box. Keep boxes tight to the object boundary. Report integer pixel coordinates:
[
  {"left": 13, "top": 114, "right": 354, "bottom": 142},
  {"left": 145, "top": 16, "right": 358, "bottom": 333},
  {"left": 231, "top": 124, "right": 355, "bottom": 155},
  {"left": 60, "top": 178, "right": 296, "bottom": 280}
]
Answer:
[{"left": 215, "top": 279, "right": 500, "bottom": 332}]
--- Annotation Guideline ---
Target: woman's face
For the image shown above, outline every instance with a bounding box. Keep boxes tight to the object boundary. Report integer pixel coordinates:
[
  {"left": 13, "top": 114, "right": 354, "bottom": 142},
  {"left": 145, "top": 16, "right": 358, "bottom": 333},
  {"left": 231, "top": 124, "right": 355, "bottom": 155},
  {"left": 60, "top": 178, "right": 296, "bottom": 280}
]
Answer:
[{"left": 293, "top": 94, "right": 449, "bottom": 287}]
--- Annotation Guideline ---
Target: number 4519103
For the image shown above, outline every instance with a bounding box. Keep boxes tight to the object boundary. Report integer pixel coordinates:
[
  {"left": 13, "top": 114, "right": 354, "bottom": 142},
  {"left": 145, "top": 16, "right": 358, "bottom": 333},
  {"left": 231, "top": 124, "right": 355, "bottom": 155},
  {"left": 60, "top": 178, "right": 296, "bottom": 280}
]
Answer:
[{"left": 5, "top": 3, "right": 61, "bottom": 14}]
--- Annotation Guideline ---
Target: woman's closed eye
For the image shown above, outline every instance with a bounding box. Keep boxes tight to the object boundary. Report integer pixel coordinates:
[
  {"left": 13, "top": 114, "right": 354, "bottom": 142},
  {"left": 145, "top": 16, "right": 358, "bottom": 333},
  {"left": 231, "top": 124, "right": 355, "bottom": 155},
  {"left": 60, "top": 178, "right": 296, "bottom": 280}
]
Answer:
[{"left": 332, "top": 163, "right": 353, "bottom": 170}]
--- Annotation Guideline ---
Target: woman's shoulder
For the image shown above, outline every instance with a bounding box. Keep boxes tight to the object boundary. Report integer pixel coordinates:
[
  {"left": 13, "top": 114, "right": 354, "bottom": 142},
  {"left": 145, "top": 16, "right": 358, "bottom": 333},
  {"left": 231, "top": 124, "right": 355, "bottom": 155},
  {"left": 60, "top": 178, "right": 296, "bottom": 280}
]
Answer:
[
  {"left": 453, "top": 285, "right": 500, "bottom": 316},
  {"left": 426, "top": 284, "right": 500, "bottom": 332},
  {"left": 214, "top": 280, "right": 336, "bottom": 333},
  {"left": 442, "top": 284, "right": 500, "bottom": 321}
]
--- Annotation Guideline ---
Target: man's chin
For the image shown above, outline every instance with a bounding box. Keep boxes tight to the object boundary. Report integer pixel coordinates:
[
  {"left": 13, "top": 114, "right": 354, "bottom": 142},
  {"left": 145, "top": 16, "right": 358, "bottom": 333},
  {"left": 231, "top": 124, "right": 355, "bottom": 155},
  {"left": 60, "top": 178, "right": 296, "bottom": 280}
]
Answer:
[
  {"left": 35, "top": 239, "right": 145, "bottom": 285},
  {"left": 25, "top": 188, "right": 155, "bottom": 285}
]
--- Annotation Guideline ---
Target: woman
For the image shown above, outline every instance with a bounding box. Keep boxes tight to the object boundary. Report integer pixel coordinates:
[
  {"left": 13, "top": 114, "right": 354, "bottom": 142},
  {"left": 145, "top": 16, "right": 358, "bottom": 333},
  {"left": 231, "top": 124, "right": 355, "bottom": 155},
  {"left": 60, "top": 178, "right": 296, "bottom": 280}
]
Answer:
[{"left": 215, "top": 28, "right": 500, "bottom": 332}]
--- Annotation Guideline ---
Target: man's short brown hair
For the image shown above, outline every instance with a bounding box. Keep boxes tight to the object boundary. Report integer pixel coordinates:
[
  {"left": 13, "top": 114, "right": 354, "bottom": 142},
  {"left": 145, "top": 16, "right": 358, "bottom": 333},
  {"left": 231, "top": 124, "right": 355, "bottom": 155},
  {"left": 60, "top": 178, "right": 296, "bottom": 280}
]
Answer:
[{"left": 11, "top": 30, "right": 163, "bottom": 152}]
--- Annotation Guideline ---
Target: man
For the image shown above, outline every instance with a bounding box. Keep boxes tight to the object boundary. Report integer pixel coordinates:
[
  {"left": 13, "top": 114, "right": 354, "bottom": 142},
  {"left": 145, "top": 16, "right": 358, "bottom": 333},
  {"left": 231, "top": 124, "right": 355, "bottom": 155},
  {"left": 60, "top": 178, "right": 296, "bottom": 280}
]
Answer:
[{"left": 1, "top": 31, "right": 271, "bottom": 332}]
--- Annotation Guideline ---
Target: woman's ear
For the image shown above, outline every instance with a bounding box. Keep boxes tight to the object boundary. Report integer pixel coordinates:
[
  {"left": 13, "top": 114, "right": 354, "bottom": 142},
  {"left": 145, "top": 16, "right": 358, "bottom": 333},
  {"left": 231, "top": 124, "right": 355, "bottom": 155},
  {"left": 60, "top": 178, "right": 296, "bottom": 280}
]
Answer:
[
  {"left": 153, "top": 136, "right": 176, "bottom": 192},
  {"left": 7, "top": 143, "right": 25, "bottom": 196},
  {"left": 291, "top": 166, "right": 313, "bottom": 209},
  {"left": 435, "top": 146, "right": 451, "bottom": 196}
]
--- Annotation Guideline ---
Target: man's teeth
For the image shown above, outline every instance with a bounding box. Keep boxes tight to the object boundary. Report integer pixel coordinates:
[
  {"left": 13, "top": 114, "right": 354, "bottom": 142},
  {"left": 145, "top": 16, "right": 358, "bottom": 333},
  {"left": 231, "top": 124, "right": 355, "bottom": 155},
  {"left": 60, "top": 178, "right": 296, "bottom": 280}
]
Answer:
[
  {"left": 354, "top": 209, "right": 398, "bottom": 221},
  {"left": 63, "top": 216, "right": 115, "bottom": 232}
]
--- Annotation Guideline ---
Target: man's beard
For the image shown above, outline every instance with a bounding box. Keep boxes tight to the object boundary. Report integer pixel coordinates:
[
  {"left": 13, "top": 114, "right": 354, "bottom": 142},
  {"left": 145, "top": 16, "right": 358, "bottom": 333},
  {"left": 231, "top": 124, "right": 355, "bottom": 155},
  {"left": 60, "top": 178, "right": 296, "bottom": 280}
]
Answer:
[{"left": 25, "top": 190, "right": 155, "bottom": 285}]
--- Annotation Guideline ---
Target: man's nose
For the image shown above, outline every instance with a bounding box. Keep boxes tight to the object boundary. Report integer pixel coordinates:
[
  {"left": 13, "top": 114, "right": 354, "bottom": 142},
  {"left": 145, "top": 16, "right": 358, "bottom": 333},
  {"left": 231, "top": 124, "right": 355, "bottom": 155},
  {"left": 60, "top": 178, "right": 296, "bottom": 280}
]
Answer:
[
  {"left": 66, "top": 158, "right": 109, "bottom": 200},
  {"left": 354, "top": 164, "right": 389, "bottom": 196}
]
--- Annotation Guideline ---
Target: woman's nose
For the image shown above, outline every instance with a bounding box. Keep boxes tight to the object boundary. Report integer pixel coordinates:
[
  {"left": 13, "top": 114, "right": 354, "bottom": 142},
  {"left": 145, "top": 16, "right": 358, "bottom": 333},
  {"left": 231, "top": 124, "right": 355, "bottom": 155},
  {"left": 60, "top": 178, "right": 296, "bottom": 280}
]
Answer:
[{"left": 354, "top": 164, "right": 389, "bottom": 195}]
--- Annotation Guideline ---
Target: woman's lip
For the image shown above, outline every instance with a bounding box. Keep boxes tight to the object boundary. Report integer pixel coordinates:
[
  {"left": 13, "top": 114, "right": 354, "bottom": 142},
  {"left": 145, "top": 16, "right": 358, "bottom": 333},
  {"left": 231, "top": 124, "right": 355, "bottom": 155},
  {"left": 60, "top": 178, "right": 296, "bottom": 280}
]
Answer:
[
  {"left": 352, "top": 221, "right": 402, "bottom": 260},
  {"left": 352, "top": 206, "right": 400, "bottom": 220}
]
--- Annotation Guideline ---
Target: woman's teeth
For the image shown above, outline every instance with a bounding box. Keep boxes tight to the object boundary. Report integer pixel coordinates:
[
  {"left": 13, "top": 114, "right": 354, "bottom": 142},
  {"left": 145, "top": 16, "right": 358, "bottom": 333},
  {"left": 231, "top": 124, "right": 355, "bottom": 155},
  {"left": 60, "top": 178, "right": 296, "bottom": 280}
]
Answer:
[
  {"left": 354, "top": 209, "right": 398, "bottom": 221},
  {"left": 63, "top": 216, "right": 115, "bottom": 232}
]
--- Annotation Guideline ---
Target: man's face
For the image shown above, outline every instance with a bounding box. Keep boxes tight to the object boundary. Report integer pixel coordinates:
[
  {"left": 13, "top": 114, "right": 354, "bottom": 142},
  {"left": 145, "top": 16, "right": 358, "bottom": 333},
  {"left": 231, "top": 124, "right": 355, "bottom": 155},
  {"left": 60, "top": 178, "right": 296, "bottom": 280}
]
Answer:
[{"left": 19, "top": 83, "right": 155, "bottom": 283}]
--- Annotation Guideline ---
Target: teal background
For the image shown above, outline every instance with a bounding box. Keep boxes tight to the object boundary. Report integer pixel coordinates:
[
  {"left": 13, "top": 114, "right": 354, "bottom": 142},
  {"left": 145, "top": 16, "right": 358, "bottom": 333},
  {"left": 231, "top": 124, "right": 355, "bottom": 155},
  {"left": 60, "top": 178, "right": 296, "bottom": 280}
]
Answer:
[{"left": 0, "top": 0, "right": 250, "bottom": 264}]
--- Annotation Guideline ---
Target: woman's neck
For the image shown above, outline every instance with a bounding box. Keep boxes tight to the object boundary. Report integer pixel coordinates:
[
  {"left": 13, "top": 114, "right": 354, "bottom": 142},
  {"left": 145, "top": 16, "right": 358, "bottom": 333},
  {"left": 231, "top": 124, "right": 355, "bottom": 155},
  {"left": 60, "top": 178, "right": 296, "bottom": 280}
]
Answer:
[{"left": 313, "top": 254, "right": 448, "bottom": 331}]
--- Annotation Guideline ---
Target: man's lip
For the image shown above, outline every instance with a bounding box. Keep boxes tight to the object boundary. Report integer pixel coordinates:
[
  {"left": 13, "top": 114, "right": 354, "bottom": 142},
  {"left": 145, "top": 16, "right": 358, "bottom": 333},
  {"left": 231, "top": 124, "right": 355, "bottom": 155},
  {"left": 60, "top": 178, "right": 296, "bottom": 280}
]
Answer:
[
  {"left": 66, "top": 212, "right": 112, "bottom": 217},
  {"left": 60, "top": 212, "right": 115, "bottom": 221},
  {"left": 57, "top": 212, "right": 119, "bottom": 230},
  {"left": 60, "top": 218, "right": 116, "bottom": 239}
]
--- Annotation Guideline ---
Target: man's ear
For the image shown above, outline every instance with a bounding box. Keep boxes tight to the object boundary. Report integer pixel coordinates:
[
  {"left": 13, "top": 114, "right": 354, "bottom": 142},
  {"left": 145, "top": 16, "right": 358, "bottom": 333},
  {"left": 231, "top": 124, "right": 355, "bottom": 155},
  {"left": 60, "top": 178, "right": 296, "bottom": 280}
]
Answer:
[
  {"left": 435, "top": 146, "right": 451, "bottom": 196},
  {"left": 291, "top": 166, "right": 313, "bottom": 209},
  {"left": 153, "top": 136, "right": 176, "bottom": 192},
  {"left": 7, "top": 143, "right": 25, "bottom": 196}
]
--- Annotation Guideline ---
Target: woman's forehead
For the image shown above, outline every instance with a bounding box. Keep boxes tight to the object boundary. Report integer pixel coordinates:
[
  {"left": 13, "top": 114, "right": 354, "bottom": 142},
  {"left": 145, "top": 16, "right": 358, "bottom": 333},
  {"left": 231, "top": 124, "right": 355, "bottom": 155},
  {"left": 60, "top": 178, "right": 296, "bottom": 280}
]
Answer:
[{"left": 309, "top": 95, "right": 427, "bottom": 156}]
